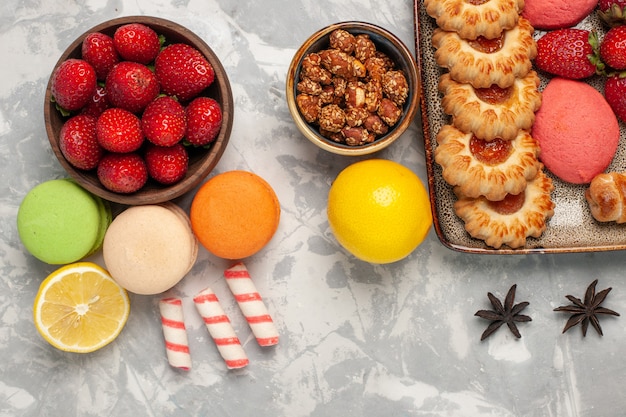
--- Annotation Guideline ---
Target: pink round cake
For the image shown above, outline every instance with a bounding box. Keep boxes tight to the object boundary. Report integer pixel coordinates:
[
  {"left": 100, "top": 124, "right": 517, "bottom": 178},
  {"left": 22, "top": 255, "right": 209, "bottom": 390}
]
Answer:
[
  {"left": 522, "top": 0, "right": 597, "bottom": 29},
  {"left": 532, "top": 78, "right": 620, "bottom": 184}
]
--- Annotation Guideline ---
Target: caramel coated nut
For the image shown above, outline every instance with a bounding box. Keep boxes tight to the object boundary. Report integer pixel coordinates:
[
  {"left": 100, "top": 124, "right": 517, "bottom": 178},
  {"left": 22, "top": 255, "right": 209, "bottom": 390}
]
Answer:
[
  {"left": 382, "top": 70, "right": 409, "bottom": 106},
  {"left": 354, "top": 34, "right": 377, "bottom": 62},
  {"left": 319, "top": 85, "right": 338, "bottom": 105},
  {"left": 318, "top": 104, "right": 346, "bottom": 133},
  {"left": 365, "top": 56, "right": 391, "bottom": 81},
  {"left": 345, "top": 107, "right": 370, "bottom": 127},
  {"left": 296, "top": 94, "right": 321, "bottom": 123},
  {"left": 301, "top": 53, "right": 333, "bottom": 85},
  {"left": 320, "top": 127, "right": 344, "bottom": 143},
  {"left": 319, "top": 49, "right": 355, "bottom": 78},
  {"left": 345, "top": 80, "right": 367, "bottom": 109},
  {"left": 377, "top": 98, "right": 402, "bottom": 126},
  {"left": 364, "top": 79, "right": 383, "bottom": 113},
  {"left": 297, "top": 77, "right": 322, "bottom": 96},
  {"left": 342, "top": 126, "right": 375, "bottom": 146},
  {"left": 329, "top": 29, "right": 356, "bottom": 54},
  {"left": 364, "top": 113, "right": 389, "bottom": 136}
]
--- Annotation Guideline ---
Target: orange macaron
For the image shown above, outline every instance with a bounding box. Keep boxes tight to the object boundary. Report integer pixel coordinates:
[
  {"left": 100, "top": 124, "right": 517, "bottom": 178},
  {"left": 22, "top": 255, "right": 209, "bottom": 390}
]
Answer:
[{"left": 190, "top": 170, "right": 280, "bottom": 259}]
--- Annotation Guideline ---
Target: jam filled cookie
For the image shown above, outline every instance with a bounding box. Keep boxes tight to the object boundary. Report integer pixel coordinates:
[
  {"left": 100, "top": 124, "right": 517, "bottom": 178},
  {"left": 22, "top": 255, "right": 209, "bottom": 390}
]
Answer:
[
  {"left": 435, "top": 124, "right": 541, "bottom": 201},
  {"left": 425, "top": 0, "right": 524, "bottom": 40},
  {"left": 438, "top": 70, "right": 541, "bottom": 141},
  {"left": 432, "top": 17, "right": 537, "bottom": 88},
  {"left": 454, "top": 168, "right": 555, "bottom": 249}
]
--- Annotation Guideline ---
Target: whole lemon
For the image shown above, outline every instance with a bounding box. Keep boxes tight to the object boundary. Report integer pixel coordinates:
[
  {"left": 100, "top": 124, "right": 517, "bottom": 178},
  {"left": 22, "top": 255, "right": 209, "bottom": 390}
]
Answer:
[{"left": 327, "top": 159, "right": 432, "bottom": 264}]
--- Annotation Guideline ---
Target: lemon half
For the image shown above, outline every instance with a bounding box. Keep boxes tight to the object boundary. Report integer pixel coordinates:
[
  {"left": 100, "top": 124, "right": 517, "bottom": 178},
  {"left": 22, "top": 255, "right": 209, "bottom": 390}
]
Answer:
[{"left": 33, "top": 262, "right": 130, "bottom": 353}]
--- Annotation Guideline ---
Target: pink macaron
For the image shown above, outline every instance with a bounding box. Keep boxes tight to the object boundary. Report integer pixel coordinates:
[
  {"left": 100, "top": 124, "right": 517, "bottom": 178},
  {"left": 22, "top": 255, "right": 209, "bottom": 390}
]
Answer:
[
  {"left": 522, "top": 0, "right": 597, "bottom": 30},
  {"left": 532, "top": 77, "right": 620, "bottom": 184}
]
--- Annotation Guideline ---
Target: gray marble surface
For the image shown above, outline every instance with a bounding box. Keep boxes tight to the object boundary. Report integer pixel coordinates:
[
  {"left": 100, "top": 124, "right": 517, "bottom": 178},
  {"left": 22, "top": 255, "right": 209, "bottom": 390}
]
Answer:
[{"left": 2, "top": 1, "right": 626, "bottom": 416}]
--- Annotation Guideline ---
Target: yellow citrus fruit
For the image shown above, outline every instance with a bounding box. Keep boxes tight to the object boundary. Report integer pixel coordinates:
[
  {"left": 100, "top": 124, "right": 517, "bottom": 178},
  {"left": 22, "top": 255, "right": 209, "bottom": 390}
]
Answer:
[
  {"left": 327, "top": 159, "right": 432, "bottom": 263},
  {"left": 33, "top": 262, "right": 130, "bottom": 353}
]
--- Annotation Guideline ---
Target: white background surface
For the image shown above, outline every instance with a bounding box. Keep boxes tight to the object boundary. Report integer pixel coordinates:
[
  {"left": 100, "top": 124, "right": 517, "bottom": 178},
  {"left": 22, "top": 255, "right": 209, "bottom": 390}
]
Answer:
[{"left": 1, "top": 0, "right": 625, "bottom": 416}]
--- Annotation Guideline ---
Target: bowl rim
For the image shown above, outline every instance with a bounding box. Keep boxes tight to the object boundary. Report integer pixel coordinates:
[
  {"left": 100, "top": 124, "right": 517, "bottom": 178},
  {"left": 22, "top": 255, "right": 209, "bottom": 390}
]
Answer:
[
  {"left": 44, "top": 15, "right": 233, "bottom": 205},
  {"left": 286, "top": 21, "right": 420, "bottom": 156}
]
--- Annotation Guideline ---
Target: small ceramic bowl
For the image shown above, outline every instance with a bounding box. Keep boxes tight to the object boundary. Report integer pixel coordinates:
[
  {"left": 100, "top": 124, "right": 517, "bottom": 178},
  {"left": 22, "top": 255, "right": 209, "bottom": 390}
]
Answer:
[
  {"left": 286, "top": 21, "right": 419, "bottom": 156},
  {"left": 44, "top": 16, "right": 233, "bottom": 205}
]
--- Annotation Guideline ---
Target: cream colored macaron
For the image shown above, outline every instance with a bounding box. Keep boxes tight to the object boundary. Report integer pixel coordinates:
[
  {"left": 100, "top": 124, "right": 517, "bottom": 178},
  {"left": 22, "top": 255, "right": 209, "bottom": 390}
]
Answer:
[{"left": 103, "top": 202, "right": 198, "bottom": 295}]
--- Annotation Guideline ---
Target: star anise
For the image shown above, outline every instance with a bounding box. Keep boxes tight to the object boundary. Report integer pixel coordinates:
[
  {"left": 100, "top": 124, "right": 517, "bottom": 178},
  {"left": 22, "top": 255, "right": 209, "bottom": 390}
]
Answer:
[
  {"left": 475, "top": 284, "right": 531, "bottom": 341},
  {"left": 554, "top": 279, "right": 620, "bottom": 337}
]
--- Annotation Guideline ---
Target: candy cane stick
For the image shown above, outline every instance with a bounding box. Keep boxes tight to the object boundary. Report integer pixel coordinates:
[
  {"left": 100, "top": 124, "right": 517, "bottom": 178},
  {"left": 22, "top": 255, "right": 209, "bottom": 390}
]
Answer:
[
  {"left": 193, "top": 288, "right": 249, "bottom": 369},
  {"left": 224, "top": 262, "right": 279, "bottom": 346},
  {"left": 159, "top": 297, "right": 192, "bottom": 371}
]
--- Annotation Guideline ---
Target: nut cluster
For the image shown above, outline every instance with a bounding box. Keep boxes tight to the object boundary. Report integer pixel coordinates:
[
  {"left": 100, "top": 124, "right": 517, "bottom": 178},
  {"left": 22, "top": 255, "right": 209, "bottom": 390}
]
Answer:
[{"left": 295, "top": 29, "right": 409, "bottom": 146}]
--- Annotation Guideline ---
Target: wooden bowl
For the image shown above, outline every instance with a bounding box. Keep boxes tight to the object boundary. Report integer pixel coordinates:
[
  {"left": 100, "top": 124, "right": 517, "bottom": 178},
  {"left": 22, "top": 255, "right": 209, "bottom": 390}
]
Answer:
[
  {"left": 286, "top": 21, "right": 420, "bottom": 156},
  {"left": 44, "top": 16, "right": 233, "bottom": 205}
]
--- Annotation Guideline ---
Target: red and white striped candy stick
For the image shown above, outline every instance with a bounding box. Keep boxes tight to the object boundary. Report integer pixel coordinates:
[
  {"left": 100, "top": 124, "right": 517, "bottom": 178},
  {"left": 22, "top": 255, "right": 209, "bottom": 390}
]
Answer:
[
  {"left": 193, "top": 287, "right": 249, "bottom": 369},
  {"left": 159, "top": 297, "right": 192, "bottom": 371},
  {"left": 224, "top": 262, "right": 279, "bottom": 346}
]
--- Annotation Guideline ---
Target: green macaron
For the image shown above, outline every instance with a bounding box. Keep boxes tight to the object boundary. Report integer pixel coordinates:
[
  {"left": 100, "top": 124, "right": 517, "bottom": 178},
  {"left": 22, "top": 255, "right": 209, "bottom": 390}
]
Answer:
[{"left": 17, "top": 179, "right": 112, "bottom": 264}]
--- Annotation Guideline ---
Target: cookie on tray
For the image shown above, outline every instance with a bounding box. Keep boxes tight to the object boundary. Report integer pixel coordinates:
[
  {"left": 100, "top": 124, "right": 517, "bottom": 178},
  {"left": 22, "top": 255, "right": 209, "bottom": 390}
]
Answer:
[
  {"left": 432, "top": 17, "right": 536, "bottom": 89},
  {"left": 453, "top": 168, "right": 555, "bottom": 249},
  {"left": 424, "top": 0, "right": 524, "bottom": 40},
  {"left": 439, "top": 70, "right": 541, "bottom": 141},
  {"left": 435, "top": 124, "right": 541, "bottom": 201}
]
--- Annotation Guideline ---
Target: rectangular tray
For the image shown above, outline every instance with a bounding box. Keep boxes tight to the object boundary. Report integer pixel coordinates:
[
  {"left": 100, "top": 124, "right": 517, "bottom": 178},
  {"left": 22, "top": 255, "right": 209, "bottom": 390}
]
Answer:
[{"left": 413, "top": 0, "right": 626, "bottom": 254}]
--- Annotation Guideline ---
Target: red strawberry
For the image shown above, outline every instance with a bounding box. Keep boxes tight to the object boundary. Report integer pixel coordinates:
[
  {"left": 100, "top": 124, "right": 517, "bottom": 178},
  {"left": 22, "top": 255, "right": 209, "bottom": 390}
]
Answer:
[
  {"left": 144, "top": 142, "right": 189, "bottom": 184},
  {"left": 141, "top": 96, "right": 187, "bottom": 146},
  {"left": 96, "top": 107, "right": 144, "bottom": 153},
  {"left": 185, "top": 96, "right": 222, "bottom": 146},
  {"left": 97, "top": 152, "right": 148, "bottom": 193},
  {"left": 59, "top": 114, "right": 104, "bottom": 170},
  {"left": 81, "top": 32, "right": 119, "bottom": 80},
  {"left": 105, "top": 61, "right": 160, "bottom": 113},
  {"left": 80, "top": 85, "right": 110, "bottom": 117},
  {"left": 598, "top": 0, "right": 626, "bottom": 27},
  {"left": 155, "top": 43, "right": 215, "bottom": 102},
  {"left": 113, "top": 23, "right": 161, "bottom": 64},
  {"left": 535, "top": 29, "right": 601, "bottom": 79},
  {"left": 600, "top": 26, "right": 626, "bottom": 70},
  {"left": 605, "top": 74, "right": 626, "bottom": 123},
  {"left": 50, "top": 58, "right": 97, "bottom": 111}
]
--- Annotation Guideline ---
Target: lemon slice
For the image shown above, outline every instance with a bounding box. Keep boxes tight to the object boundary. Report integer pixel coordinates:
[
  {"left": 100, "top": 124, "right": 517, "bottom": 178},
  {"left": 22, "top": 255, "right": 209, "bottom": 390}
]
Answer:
[{"left": 33, "top": 262, "right": 130, "bottom": 353}]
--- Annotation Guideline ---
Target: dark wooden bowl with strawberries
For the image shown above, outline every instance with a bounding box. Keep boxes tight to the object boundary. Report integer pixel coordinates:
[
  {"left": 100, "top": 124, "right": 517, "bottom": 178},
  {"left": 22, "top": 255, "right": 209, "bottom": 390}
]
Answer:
[{"left": 44, "top": 16, "right": 233, "bottom": 205}]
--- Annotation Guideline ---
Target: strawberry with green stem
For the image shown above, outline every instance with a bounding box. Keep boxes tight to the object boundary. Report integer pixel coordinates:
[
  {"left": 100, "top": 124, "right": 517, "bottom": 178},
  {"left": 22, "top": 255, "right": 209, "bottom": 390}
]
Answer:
[
  {"left": 51, "top": 58, "right": 97, "bottom": 112},
  {"left": 598, "top": 0, "right": 626, "bottom": 27},
  {"left": 535, "top": 28, "right": 603, "bottom": 79}
]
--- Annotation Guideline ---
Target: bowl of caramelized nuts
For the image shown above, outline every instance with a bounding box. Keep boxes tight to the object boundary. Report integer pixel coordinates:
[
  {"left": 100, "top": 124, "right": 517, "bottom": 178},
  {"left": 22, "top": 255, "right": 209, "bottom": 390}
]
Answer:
[{"left": 286, "top": 21, "right": 419, "bottom": 156}]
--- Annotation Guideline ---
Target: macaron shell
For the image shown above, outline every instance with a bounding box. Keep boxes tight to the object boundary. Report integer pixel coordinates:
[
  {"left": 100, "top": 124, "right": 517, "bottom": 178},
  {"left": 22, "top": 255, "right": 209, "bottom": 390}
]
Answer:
[
  {"left": 522, "top": 0, "right": 597, "bottom": 29},
  {"left": 160, "top": 202, "right": 198, "bottom": 274},
  {"left": 85, "top": 195, "right": 112, "bottom": 257},
  {"left": 532, "top": 78, "right": 620, "bottom": 184},
  {"left": 17, "top": 179, "right": 102, "bottom": 264},
  {"left": 102, "top": 203, "right": 197, "bottom": 295},
  {"left": 190, "top": 170, "right": 280, "bottom": 259}
]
